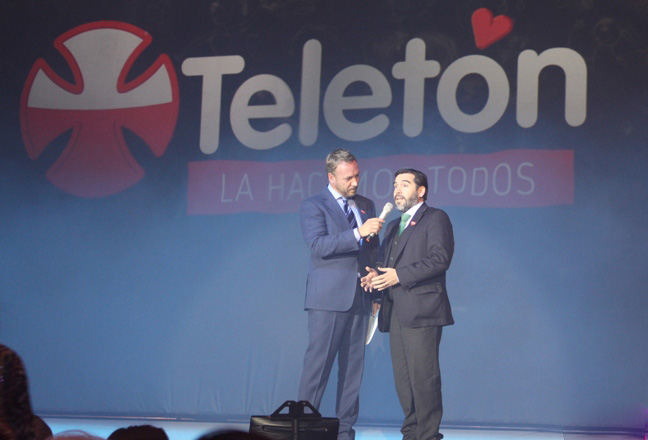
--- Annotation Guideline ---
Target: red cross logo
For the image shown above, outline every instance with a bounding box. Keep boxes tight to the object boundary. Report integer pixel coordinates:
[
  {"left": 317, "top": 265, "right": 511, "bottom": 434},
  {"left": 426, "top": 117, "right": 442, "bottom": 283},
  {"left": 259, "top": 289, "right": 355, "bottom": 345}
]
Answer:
[{"left": 20, "top": 21, "right": 179, "bottom": 198}]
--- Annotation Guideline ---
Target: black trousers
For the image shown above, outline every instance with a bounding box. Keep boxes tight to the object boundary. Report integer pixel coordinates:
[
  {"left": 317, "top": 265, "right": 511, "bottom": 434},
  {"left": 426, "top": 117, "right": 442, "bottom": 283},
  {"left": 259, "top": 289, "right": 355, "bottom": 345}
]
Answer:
[{"left": 390, "top": 309, "right": 444, "bottom": 440}]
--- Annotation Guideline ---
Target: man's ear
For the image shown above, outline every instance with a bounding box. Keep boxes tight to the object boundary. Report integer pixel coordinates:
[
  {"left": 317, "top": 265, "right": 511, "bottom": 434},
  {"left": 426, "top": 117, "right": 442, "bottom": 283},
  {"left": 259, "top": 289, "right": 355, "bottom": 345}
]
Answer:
[{"left": 418, "top": 185, "right": 426, "bottom": 200}]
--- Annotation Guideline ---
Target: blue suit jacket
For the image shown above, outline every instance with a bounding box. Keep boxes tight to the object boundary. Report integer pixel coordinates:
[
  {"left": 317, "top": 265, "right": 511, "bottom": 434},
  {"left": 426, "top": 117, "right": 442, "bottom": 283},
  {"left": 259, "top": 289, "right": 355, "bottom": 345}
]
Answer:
[{"left": 300, "top": 188, "right": 378, "bottom": 311}]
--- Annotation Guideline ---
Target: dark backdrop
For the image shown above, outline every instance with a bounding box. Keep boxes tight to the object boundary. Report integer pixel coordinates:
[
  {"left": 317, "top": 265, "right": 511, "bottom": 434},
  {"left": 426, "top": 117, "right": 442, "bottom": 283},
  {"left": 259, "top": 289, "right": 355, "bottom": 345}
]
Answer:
[{"left": 1, "top": 0, "right": 647, "bottom": 433}]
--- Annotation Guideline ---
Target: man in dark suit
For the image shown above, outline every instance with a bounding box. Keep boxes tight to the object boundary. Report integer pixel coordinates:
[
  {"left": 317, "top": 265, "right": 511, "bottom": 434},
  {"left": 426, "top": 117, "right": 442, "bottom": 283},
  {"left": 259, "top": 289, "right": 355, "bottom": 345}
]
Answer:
[
  {"left": 362, "top": 168, "right": 454, "bottom": 440},
  {"left": 298, "top": 149, "right": 384, "bottom": 440}
]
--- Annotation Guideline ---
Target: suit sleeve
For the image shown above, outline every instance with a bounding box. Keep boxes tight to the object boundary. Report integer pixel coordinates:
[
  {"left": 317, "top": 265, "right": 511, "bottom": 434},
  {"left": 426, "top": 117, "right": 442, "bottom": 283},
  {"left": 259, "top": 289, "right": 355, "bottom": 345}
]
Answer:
[
  {"left": 397, "top": 209, "right": 454, "bottom": 288},
  {"left": 300, "top": 198, "right": 359, "bottom": 259}
]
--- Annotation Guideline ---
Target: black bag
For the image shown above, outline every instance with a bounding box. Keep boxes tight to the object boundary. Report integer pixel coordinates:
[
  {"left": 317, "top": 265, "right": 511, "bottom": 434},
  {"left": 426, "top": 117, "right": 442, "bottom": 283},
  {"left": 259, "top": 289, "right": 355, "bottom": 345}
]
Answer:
[{"left": 249, "top": 400, "right": 338, "bottom": 440}]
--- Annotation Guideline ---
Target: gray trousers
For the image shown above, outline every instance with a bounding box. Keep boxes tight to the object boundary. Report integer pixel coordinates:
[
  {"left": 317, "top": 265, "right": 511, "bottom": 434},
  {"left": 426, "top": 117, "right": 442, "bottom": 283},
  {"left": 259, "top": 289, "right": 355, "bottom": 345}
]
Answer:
[{"left": 298, "top": 284, "right": 369, "bottom": 440}]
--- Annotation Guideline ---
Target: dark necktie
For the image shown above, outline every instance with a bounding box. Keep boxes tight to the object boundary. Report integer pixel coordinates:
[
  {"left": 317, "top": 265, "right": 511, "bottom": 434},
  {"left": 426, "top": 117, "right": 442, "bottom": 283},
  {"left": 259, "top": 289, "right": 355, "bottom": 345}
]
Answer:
[{"left": 342, "top": 198, "right": 357, "bottom": 229}]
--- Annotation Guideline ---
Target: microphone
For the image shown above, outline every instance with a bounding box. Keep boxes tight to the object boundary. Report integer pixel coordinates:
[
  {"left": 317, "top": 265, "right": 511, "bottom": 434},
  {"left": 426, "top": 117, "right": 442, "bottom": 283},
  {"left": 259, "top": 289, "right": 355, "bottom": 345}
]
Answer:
[{"left": 367, "top": 202, "right": 393, "bottom": 241}]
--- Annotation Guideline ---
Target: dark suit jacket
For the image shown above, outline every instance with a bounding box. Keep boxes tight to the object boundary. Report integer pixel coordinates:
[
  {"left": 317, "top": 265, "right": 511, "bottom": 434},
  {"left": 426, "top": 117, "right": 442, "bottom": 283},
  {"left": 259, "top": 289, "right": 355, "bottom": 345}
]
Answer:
[
  {"left": 300, "top": 188, "right": 378, "bottom": 312},
  {"left": 378, "top": 203, "right": 454, "bottom": 328}
]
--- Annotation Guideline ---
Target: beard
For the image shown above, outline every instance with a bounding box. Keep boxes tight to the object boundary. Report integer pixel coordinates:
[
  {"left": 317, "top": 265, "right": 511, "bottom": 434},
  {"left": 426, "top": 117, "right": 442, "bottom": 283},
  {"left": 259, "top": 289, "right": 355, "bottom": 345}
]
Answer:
[
  {"left": 333, "top": 182, "right": 357, "bottom": 198},
  {"left": 344, "top": 186, "right": 357, "bottom": 198},
  {"left": 395, "top": 192, "right": 418, "bottom": 212}
]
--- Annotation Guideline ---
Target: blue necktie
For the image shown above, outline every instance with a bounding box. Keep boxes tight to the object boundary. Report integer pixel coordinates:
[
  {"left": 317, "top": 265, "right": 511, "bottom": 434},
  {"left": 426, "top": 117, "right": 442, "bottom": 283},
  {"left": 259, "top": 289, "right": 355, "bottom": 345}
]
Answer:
[{"left": 342, "top": 198, "right": 357, "bottom": 229}]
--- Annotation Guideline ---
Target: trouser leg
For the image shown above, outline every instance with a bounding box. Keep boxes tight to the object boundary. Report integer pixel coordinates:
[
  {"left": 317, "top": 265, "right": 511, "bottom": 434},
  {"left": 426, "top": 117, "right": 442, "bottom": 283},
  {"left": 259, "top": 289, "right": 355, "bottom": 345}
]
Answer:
[
  {"left": 335, "top": 296, "right": 368, "bottom": 440},
  {"left": 298, "top": 309, "right": 340, "bottom": 408},
  {"left": 390, "top": 311, "right": 444, "bottom": 440},
  {"left": 390, "top": 311, "right": 417, "bottom": 440},
  {"left": 298, "top": 285, "right": 368, "bottom": 440}
]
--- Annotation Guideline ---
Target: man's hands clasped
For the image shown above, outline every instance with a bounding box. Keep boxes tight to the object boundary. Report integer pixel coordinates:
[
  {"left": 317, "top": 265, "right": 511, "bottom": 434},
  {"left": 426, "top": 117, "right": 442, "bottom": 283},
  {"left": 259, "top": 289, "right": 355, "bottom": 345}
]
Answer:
[
  {"left": 357, "top": 217, "right": 399, "bottom": 292},
  {"left": 361, "top": 266, "right": 400, "bottom": 292}
]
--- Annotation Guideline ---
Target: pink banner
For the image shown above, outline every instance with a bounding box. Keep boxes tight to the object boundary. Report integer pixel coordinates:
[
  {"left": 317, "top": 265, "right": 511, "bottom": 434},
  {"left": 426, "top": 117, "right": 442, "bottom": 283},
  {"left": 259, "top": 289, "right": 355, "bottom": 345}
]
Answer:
[{"left": 187, "top": 150, "right": 574, "bottom": 215}]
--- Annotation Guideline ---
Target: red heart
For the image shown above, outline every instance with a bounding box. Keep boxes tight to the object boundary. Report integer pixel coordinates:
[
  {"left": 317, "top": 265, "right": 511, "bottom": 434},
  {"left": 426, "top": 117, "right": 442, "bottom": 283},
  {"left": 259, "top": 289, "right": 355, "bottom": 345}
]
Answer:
[{"left": 471, "top": 8, "right": 513, "bottom": 49}]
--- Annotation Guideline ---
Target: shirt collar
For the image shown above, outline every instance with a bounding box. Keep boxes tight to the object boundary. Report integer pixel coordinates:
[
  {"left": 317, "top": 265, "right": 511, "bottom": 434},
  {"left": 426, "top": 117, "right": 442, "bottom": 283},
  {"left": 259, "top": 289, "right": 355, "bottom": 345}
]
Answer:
[
  {"left": 328, "top": 184, "right": 353, "bottom": 201},
  {"left": 403, "top": 201, "right": 423, "bottom": 218}
]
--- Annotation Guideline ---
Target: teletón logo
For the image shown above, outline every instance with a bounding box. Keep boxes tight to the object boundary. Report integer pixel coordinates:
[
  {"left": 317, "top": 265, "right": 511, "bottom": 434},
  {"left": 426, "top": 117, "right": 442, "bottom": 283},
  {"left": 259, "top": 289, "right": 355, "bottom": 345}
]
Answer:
[
  {"left": 20, "top": 21, "right": 179, "bottom": 198},
  {"left": 19, "top": 11, "right": 583, "bottom": 208}
]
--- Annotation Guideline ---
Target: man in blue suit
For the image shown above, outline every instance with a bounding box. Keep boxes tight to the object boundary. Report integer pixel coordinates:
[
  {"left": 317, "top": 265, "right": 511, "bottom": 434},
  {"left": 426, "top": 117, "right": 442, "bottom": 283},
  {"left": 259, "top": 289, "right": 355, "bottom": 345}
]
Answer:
[{"left": 298, "top": 149, "right": 384, "bottom": 440}]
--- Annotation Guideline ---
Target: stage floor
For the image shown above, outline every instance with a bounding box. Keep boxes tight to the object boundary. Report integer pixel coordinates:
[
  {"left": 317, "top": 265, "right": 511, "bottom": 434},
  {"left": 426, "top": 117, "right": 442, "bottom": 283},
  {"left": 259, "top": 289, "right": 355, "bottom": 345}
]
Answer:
[{"left": 44, "top": 418, "right": 645, "bottom": 440}]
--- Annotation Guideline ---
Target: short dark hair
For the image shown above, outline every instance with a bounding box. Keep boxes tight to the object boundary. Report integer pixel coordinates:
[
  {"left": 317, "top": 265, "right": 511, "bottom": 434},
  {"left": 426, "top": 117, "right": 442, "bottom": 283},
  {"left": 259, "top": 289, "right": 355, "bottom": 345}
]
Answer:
[
  {"left": 395, "top": 168, "right": 428, "bottom": 201},
  {"left": 108, "top": 425, "right": 168, "bottom": 440},
  {"left": 326, "top": 149, "right": 357, "bottom": 175}
]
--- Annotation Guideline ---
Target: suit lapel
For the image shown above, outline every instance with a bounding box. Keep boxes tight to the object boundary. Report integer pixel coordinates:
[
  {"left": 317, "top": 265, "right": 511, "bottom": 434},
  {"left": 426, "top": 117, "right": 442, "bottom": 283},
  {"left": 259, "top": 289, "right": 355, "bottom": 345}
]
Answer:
[
  {"left": 321, "top": 188, "right": 350, "bottom": 230},
  {"left": 384, "top": 220, "right": 399, "bottom": 265},
  {"left": 390, "top": 203, "right": 428, "bottom": 263},
  {"left": 355, "top": 197, "right": 369, "bottom": 223}
]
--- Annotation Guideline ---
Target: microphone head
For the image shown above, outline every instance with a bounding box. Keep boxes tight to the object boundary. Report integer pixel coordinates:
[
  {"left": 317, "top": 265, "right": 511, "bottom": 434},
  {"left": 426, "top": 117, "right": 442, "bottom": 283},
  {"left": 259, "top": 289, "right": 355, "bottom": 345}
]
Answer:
[{"left": 380, "top": 202, "right": 394, "bottom": 218}]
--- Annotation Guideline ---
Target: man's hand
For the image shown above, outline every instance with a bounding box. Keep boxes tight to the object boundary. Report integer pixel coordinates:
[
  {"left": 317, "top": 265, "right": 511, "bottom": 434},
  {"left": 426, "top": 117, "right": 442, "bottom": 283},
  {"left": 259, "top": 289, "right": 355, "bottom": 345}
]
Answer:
[
  {"left": 370, "top": 267, "right": 399, "bottom": 291},
  {"left": 360, "top": 267, "right": 378, "bottom": 292},
  {"left": 358, "top": 217, "right": 384, "bottom": 238}
]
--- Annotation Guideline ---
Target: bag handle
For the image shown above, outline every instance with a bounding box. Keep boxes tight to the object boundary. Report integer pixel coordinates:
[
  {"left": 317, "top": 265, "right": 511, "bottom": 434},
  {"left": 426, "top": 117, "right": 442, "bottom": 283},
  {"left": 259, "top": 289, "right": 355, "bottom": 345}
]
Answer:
[{"left": 270, "top": 400, "right": 322, "bottom": 420}]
